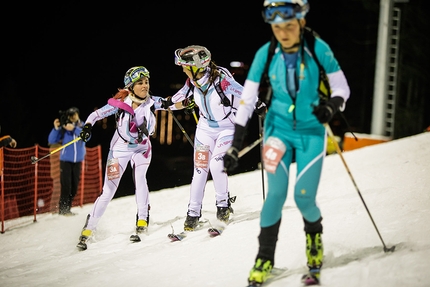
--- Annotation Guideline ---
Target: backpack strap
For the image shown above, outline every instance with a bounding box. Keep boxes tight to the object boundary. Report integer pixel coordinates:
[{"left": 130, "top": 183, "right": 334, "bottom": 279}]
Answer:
[
  {"left": 108, "top": 98, "right": 135, "bottom": 116},
  {"left": 258, "top": 35, "right": 278, "bottom": 108},
  {"left": 214, "top": 79, "right": 232, "bottom": 107},
  {"left": 214, "top": 67, "right": 234, "bottom": 107},
  {"left": 214, "top": 78, "right": 235, "bottom": 121},
  {"left": 302, "top": 27, "right": 332, "bottom": 103},
  {"left": 186, "top": 68, "right": 236, "bottom": 121}
]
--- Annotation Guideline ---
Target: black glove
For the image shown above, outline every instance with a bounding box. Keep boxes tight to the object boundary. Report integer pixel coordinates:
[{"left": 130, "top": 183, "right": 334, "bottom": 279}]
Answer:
[
  {"left": 182, "top": 97, "right": 196, "bottom": 115},
  {"left": 254, "top": 99, "right": 267, "bottom": 118},
  {"left": 223, "top": 124, "right": 247, "bottom": 173},
  {"left": 223, "top": 147, "right": 239, "bottom": 173},
  {"left": 161, "top": 97, "right": 173, "bottom": 109},
  {"left": 80, "top": 123, "right": 92, "bottom": 142},
  {"left": 312, "top": 97, "right": 344, "bottom": 124}
]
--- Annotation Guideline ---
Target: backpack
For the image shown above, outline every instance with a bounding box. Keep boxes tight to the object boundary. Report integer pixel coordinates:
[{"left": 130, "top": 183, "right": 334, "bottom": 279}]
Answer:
[
  {"left": 185, "top": 66, "right": 235, "bottom": 108},
  {"left": 185, "top": 67, "right": 237, "bottom": 121},
  {"left": 258, "top": 27, "right": 332, "bottom": 108}
]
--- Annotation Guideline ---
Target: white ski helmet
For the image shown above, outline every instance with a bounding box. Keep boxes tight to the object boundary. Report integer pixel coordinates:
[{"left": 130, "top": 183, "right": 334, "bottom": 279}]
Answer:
[
  {"left": 174, "top": 45, "right": 211, "bottom": 69},
  {"left": 262, "top": 0, "right": 309, "bottom": 24}
]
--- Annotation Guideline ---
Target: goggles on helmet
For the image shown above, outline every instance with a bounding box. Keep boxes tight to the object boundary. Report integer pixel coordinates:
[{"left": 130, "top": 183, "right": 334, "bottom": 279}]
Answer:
[
  {"left": 262, "top": 2, "right": 308, "bottom": 23},
  {"left": 124, "top": 66, "right": 150, "bottom": 88},
  {"left": 174, "top": 47, "right": 211, "bottom": 69}
]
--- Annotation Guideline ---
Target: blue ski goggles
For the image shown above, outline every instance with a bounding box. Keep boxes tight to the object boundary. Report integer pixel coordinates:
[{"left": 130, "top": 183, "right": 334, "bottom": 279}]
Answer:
[
  {"left": 262, "top": 2, "right": 307, "bottom": 24},
  {"left": 124, "top": 67, "right": 150, "bottom": 87}
]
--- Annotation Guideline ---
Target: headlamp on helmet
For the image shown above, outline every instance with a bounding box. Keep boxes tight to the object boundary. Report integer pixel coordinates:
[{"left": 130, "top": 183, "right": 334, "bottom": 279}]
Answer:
[
  {"left": 174, "top": 45, "right": 211, "bottom": 70},
  {"left": 262, "top": 0, "right": 309, "bottom": 24},
  {"left": 124, "top": 66, "right": 150, "bottom": 88}
]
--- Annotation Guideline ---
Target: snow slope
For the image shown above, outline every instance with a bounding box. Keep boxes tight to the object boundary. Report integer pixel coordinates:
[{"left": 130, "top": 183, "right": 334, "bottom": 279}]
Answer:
[{"left": 1, "top": 132, "right": 429, "bottom": 287}]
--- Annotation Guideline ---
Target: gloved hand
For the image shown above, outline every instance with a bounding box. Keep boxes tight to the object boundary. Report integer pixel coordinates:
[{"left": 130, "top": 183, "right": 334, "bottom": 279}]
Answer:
[
  {"left": 80, "top": 123, "right": 92, "bottom": 142},
  {"left": 312, "top": 96, "right": 344, "bottom": 124},
  {"left": 223, "top": 147, "right": 239, "bottom": 173},
  {"left": 182, "top": 97, "right": 196, "bottom": 115},
  {"left": 254, "top": 99, "right": 267, "bottom": 118},
  {"left": 223, "top": 124, "right": 247, "bottom": 173},
  {"left": 161, "top": 97, "right": 173, "bottom": 109}
]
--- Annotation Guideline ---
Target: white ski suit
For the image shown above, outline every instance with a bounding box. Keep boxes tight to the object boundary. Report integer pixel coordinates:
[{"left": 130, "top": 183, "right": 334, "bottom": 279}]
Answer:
[
  {"left": 171, "top": 67, "right": 243, "bottom": 217},
  {"left": 83, "top": 95, "right": 165, "bottom": 230}
]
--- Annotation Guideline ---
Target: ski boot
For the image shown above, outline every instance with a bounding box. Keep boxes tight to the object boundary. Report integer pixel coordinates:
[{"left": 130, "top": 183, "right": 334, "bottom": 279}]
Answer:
[
  {"left": 130, "top": 217, "right": 149, "bottom": 242},
  {"left": 184, "top": 214, "right": 200, "bottom": 231},
  {"left": 216, "top": 206, "right": 232, "bottom": 223},
  {"left": 248, "top": 258, "right": 273, "bottom": 286},
  {"left": 77, "top": 229, "right": 92, "bottom": 251},
  {"left": 302, "top": 232, "right": 323, "bottom": 285}
]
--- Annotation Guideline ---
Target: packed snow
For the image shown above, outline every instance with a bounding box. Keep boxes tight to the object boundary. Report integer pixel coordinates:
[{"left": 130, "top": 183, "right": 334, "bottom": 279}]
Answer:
[{"left": 1, "top": 132, "right": 429, "bottom": 287}]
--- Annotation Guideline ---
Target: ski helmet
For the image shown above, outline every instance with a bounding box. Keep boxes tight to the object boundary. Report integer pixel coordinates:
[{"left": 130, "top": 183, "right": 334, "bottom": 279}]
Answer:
[
  {"left": 174, "top": 45, "right": 211, "bottom": 72},
  {"left": 124, "top": 66, "right": 150, "bottom": 88},
  {"left": 262, "top": 0, "right": 309, "bottom": 24}
]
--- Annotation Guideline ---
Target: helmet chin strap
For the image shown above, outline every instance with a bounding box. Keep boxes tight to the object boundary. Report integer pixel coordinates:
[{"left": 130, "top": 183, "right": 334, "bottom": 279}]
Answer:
[{"left": 191, "top": 69, "right": 199, "bottom": 81}]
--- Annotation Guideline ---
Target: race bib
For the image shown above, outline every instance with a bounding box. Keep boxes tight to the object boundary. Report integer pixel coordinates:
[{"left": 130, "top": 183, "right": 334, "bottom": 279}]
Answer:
[
  {"left": 262, "top": 137, "right": 286, "bottom": 174},
  {"left": 107, "top": 158, "right": 120, "bottom": 180},
  {"left": 195, "top": 144, "right": 210, "bottom": 169}
]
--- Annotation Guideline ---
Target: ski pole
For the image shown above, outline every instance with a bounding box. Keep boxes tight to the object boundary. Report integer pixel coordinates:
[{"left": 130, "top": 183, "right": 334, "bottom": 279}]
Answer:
[
  {"left": 238, "top": 137, "right": 263, "bottom": 158},
  {"left": 167, "top": 108, "right": 194, "bottom": 148},
  {"left": 258, "top": 116, "right": 266, "bottom": 201},
  {"left": 30, "top": 137, "right": 82, "bottom": 164},
  {"left": 324, "top": 124, "right": 395, "bottom": 253},
  {"left": 192, "top": 110, "right": 198, "bottom": 124}
]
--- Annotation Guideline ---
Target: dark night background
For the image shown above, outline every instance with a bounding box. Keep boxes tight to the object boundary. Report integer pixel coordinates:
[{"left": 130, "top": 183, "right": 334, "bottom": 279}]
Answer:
[{"left": 1, "top": 1, "right": 429, "bottom": 197}]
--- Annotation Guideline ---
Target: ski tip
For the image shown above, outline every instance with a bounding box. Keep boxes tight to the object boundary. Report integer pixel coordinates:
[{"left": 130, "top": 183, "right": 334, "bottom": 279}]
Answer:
[
  {"left": 76, "top": 242, "right": 87, "bottom": 251},
  {"left": 208, "top": 227, "right": 223, "bottom": 237},
  {"left": 301, "top": 272, "right": 320, "bottom": 286},
  {"left": 168, "top": 233, "right": 184, "bottom": 242},
  {"left": 130, "top": 234, "right": 141, "bottom": 242}
]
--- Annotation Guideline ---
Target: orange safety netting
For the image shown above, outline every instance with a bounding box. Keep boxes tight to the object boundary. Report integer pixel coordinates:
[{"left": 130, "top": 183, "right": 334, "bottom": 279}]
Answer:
[{"left": 0, "top": 145, "right": 103, "bottom": 233}]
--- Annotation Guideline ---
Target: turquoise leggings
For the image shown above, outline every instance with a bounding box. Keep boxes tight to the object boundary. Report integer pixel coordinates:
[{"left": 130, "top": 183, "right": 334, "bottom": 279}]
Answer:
[{"left": 260, "top": 128, "right": 326, "bottom": 228}]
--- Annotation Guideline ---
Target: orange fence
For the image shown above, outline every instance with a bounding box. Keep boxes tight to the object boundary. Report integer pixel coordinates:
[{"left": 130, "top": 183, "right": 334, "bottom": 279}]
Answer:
[{"left": 0, "top": 145, "right": 103, "bottom": 233}]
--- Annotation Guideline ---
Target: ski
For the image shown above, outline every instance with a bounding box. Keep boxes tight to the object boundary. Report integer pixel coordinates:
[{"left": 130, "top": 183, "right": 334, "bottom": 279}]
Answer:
[
  {"left": 247, "top": 282, "right": 263, "bottom": 287},
  {"left": 246, "top": 267, "right": 290, "bottom": 287},
  {"left": 208, "top": 227, "right": 224, "bottom": 237},
  {"left": 246, "top": 265, "right": 318, "bottom": 287},
  {"left": 301, "top": 268, "right": 320, "bottom": 286},
  {"left": 168, "top": 231, "right": 188, "bottom": 242},
  {"left": 130, "top": 234, "right": 142, "bottom": 242},
  {"left": 207, "top": 218, "right": 229, "bottom": 238},
  {"left": 168, "top": 220, "right": 208, "bottom": 242},
  {"left": 130, "top": 228, "right": 148, "bottom": 242},
  {"left": 76, "top": 238, "right": 89, "bottom": 251}
]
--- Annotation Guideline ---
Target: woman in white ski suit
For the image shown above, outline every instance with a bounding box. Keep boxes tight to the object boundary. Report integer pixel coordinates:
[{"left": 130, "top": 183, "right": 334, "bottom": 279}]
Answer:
[
  {"left": 167, "top": 45, "right": 245, "bottom": 231},
  {"left": 77, "top": 66, "right": 171, "bottom": 245}
]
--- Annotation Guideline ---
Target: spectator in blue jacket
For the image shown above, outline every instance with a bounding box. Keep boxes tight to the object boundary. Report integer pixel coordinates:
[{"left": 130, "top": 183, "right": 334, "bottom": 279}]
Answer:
[{"left": 48, "top": 107, "right": 86, "bottom": 215}]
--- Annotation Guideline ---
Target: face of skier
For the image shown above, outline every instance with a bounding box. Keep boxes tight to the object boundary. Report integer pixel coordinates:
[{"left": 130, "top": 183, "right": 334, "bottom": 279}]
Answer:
[
  {"left": 131, "top": 77, "right": 150, "bottom": 101},
  {"left": 271, "top": 18, "right": 305, "bottom": 53}
]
